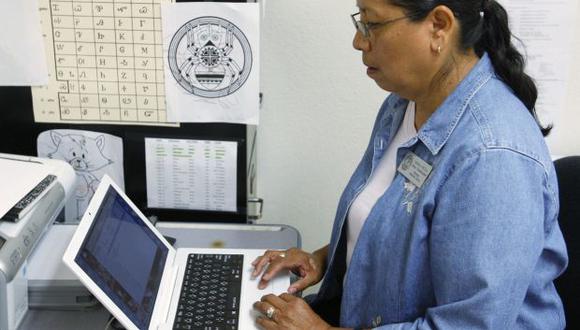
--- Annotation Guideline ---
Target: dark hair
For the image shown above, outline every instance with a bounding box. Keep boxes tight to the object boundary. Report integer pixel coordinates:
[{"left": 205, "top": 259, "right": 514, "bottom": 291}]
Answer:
[{"left": 389, "top": 0, "right": 552, "bottom": 136}]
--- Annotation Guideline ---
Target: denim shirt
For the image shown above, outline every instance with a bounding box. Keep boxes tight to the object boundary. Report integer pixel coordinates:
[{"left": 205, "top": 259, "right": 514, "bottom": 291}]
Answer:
[{"left": 313, "top": 54, "right": 568, "bottom": 329}]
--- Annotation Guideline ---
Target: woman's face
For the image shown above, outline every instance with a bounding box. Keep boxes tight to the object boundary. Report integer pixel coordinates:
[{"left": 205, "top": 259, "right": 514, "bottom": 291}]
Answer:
[{"left": 353, "top": 0, "right": 434, "bottom": 99}]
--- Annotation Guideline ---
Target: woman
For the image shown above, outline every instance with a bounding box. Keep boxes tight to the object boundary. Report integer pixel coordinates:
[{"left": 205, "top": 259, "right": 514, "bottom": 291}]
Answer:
[{"left": 252, "top": 0, "right": 568, "bottom": 329}]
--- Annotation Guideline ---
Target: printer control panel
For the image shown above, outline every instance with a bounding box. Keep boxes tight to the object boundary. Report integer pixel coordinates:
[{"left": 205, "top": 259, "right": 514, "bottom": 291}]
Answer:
[{"left": 0, "top": 183, "right": 65, "bottom": 282}]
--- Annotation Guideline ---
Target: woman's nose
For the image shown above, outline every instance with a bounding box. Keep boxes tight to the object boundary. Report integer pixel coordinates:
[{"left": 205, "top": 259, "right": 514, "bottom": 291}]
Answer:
[{"left": 352, "top": 31, "right": 370, "bottom": 51}]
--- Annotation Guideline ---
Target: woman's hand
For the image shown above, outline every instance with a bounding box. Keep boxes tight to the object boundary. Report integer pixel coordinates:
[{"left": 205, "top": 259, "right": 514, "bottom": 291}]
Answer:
[
  {"left": 254, "top": 293, "right": 331, "bottom": 330},
  {"left": 251, "top": 246, "right": 327, "bottom": 294}
]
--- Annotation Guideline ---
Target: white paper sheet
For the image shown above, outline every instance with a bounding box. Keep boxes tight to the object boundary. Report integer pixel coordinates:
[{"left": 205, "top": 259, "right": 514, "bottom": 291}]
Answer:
[
  {"left": 499, "top": 0, "right": 578, "bottom": 125},
  {"left": 31, "top": 0, "right": 177, "bottom": 126},
  {"left": 0, "top": 0, "right": 48, "bottom": 86},
  {"left": 37, "top": 129, "right": 125, "bottom": 223},
  {"left": 162, "top": 3, "right": 260, "bottom": 124},
  {"left": 145, "top": 138, "right": 237, "bottom": 212}
]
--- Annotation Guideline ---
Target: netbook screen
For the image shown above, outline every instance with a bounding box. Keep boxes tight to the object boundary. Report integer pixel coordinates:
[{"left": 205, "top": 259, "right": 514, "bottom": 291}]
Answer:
[{"left": 75, "top": 186, "right": 169, "bottom": 329}]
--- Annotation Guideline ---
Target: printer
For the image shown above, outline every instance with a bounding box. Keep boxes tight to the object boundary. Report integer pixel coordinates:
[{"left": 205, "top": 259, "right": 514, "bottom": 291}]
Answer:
[{"left": 0, "top": 153, "right": 75, "bottom": 330}]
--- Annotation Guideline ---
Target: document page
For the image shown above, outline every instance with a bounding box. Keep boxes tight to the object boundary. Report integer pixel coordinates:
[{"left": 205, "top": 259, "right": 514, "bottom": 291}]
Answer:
[
  {"left": 0, "top": 0, "right": 49, "bottom": 86},
  {"left": 162, "top": 2, "right": 260, "bottom": 124},
  {"left": 499, "top": 0, "right": 578, "bottom": 124},
  {"left": 145, "top": 138, "right": 237, "bottom": 212},
  {"left": 37, "top": 129, "right": 125, "bottom": 223},
  {"left": 32, "top": 0, "right": 177, "bottom": 126}
]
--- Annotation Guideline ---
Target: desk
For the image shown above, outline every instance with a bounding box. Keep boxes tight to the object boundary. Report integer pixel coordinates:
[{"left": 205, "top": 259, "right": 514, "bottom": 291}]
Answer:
[
  {"left": 155, "top": 222, "right": 301, "bottom": 250},
  {"left": 17, "top": 223, "right": 301, "bottom": 330}
]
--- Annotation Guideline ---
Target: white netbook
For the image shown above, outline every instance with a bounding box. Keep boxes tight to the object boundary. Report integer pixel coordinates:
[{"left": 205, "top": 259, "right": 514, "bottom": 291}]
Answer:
[{"left": 63, "top": 175, "right": 290, "bottom": 330}]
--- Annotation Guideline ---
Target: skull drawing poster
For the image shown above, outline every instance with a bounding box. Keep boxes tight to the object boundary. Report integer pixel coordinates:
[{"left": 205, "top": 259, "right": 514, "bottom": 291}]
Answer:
[{"left": 161, "top": 3, "right": 260, "bottom": 124}]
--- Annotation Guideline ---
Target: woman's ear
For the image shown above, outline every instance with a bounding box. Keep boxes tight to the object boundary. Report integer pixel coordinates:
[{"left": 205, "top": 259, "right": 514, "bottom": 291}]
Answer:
[{"left": 427, "top": 5, "right": 456, "bottom": 54}]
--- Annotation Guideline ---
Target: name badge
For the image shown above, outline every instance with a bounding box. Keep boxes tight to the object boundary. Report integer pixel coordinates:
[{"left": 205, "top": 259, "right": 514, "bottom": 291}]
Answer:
[{"left": 397, "top": 152, "right": 432, "bottom": 188}]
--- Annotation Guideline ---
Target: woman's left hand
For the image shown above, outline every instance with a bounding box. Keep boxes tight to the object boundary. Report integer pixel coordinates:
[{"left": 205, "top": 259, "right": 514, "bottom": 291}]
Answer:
[{"left": 254, "top": 293, "right": 330, "bottom": 330}]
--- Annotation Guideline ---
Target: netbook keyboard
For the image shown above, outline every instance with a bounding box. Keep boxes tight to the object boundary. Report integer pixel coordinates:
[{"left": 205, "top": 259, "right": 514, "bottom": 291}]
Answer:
[{"left": 173, "top": 253, "right": 244, "bottom": 330}]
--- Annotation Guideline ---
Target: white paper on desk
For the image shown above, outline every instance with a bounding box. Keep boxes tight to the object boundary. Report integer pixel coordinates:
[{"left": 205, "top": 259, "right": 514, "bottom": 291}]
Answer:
[
  {"left": 0, "top": 0, "right": 49, "bottom": 86},
  {"left": 145, "top": 138, "right": 237, "bottom": 212},
  {"left": 162, "top": 2, "right": 260, "bottom": 124},
  {"left": 498, "top": 0, "right": 578, "bottom": 125},
  {"left": 37, "top": 130, "right": 124, "bottom": 223}
]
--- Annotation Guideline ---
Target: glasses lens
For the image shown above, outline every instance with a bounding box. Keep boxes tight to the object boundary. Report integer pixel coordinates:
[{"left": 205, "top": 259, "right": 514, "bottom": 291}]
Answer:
[
  {"left": 355, "top": 21, "right": 364, "bottom": 33},
  {"left": 359, "top": 22, "right": 369, "bottom": 37},
  {"left": 351, "top": 13, "right": 369, "bottom": 38}
]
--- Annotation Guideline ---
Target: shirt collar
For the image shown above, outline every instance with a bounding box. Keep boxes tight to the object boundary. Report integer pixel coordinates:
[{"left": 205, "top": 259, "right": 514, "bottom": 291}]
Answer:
[{"left": 416, "top": 53, "right": 494, "bottom": 155}]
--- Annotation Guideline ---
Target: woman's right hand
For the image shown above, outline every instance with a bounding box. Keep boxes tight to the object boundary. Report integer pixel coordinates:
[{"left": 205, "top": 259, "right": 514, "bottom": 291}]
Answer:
[{"left": 251, "top": 247, "right": 327, "bottom": 294}]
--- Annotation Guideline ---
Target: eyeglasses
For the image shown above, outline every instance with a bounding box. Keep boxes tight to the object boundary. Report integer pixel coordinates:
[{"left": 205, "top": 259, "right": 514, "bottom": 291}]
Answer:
[{"left": 351, "top": 12, "right": 417, "bottom": 38}]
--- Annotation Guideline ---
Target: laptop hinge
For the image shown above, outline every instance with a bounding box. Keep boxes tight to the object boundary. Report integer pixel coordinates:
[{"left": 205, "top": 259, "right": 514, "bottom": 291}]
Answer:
[{"left": 154, "top": 264, "right": 180, "bottom": 330}]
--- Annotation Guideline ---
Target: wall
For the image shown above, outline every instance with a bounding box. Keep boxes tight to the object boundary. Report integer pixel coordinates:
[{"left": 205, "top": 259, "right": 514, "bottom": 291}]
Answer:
[{"left": 257, "top": 0, "right": 580, "bottom": 271}]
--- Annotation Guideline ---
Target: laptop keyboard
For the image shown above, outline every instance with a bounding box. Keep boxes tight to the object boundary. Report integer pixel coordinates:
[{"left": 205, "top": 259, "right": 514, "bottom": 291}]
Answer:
[{"left": 173, "top": 253, "right": 244, "bottom": 330}]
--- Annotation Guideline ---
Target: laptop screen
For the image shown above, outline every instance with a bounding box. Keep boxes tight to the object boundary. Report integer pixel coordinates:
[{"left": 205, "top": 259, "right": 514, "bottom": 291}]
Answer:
[{"left": 74, "top": 186, "right": 169, "bottom": 329}]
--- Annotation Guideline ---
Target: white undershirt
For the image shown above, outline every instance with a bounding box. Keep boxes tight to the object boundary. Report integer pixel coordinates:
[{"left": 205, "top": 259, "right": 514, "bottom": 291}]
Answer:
[{"left": 346, "top": 101, "right": 417, "bottom": 268}]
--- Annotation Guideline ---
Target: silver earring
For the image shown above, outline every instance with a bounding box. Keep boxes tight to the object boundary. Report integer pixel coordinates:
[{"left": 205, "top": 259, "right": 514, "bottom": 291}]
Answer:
[{"left": 437, "top": 45, "right": 442, "bottom": 54}]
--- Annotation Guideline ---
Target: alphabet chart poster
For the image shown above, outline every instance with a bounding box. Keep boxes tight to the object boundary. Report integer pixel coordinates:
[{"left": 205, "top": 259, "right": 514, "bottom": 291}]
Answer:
[{"left": 32, "top": 0, "right": 177, "bottom": 126}]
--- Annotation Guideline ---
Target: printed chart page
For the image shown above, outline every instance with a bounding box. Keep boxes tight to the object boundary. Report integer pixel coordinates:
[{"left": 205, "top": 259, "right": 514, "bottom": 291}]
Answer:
[
  {"left": 32, "top": 0, "right": 176, "bottom": 126},
  {"left": 499, "top": 0, "right": 578, "bottom": 125},
  {"left": 145, "top": 138, "right": 237, "bottom": 212}
]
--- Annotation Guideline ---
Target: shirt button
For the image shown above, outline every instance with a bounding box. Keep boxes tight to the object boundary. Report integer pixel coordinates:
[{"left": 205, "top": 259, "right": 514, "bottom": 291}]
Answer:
[
  {"left": 375, "top": 139, "right": 384, "bottom": 150},
  {"left": 372, "top": 315, "right": 382, "bottom": 327}
]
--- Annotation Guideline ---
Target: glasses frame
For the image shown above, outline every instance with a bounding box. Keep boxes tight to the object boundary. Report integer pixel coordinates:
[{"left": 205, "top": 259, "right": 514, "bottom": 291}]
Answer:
[{"left": 351, "top": 12, "right": 417, "bottom": 39}]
